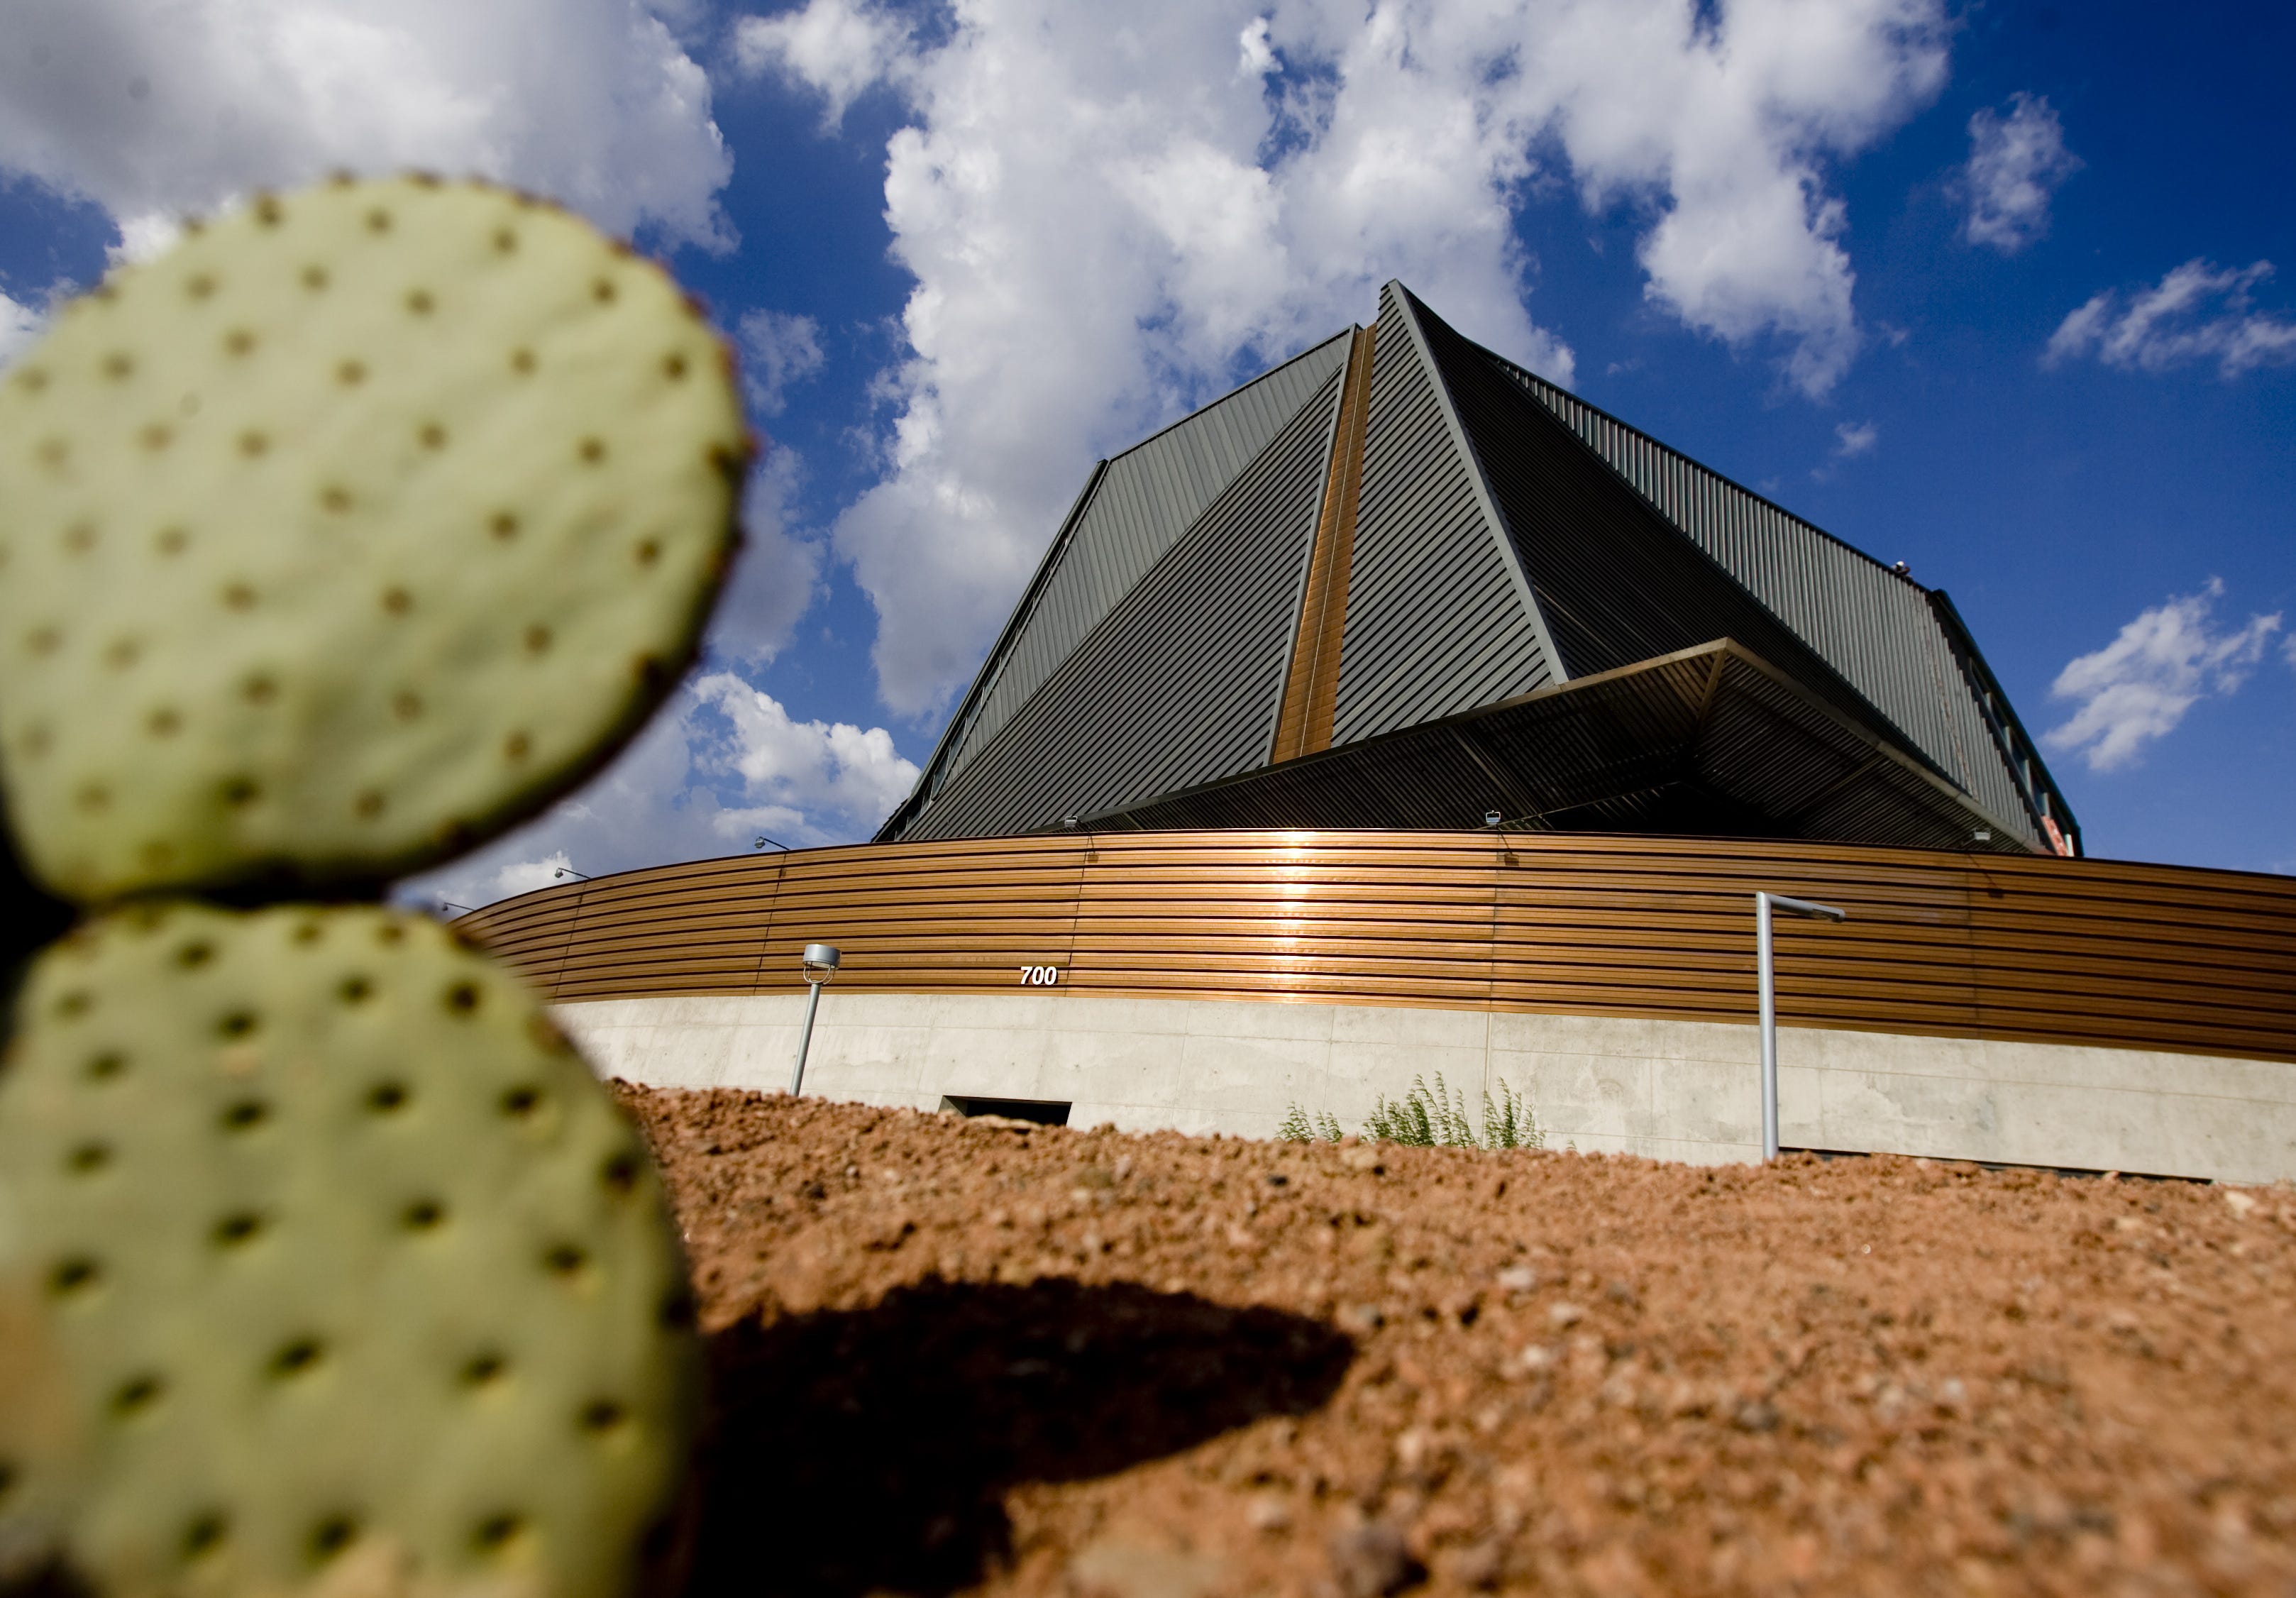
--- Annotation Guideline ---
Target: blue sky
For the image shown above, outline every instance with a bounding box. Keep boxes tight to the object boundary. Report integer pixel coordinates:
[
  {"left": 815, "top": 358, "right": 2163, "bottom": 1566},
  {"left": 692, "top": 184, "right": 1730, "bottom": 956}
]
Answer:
[{"left": 3, "top": 0, "right": 2289, "bottom": 903}]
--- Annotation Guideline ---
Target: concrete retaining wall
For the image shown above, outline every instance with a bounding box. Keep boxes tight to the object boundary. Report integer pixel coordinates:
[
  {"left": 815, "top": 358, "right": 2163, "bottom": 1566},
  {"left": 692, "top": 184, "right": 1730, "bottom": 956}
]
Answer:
[{"left": 559, "top": 992, "right": 2296, "bottom": 1183}]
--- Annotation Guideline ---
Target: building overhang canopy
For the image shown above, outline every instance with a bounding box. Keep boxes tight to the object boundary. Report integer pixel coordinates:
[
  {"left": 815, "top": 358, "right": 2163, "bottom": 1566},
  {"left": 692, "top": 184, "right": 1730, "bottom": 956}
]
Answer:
[{"left": 1086, "top": 639, "right": 2033, "bottom": 854}]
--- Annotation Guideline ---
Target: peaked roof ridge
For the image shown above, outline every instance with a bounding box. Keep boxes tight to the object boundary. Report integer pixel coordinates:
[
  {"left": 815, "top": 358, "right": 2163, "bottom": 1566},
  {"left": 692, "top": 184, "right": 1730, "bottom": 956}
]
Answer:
[
  {"left": 1395, "top": 282, "right": 1967, "bottom": 794},
  {"left": 1474, "top": 341, "right": 1914, "bottom": 588},
  {"left": 903, "top": 360, "right": 1349, "bottom": 840},
  {"left": 1323, "top": 281, "right": 1561, "bottom": 747},
  {"left": 881, "top": 332, "right": 1353, "bottom": 838},
  {"left": 1103, "top": 325, "right": 1355, "bottom": 468},
  {"left": 1421, "top": 297, "right": 2073, "bottom": 846}
]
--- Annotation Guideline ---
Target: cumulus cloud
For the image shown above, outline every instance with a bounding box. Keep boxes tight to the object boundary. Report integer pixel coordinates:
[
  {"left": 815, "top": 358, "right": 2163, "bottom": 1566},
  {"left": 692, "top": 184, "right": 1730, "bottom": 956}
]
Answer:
[
  {"left": 737, "top": 0, "right": 1949, "bottom": 715},
  {"left": 2042, "top": 580, "right": 2284, "bottom": 771},
  {"left": 732, "top": 0, "right": 908, "bottom": 124},
  {"left": 0, "top": 0, "right": 734, "bottom": 254},
  {"left": 1963, "top": 92, "right": 2079, "bottom": 253},
  {"left": 736, "top": 309, "right": 828, "bottom": 415},
  {"left": 710, "top": 445, "right": 825, "bottom": 667},
  {"left": 1833, "top": 419, "right": 1878, "bottom": 457},
  {"left": 690, "top": 671, "right": 921, "bottom": 825},
  {"left": 2046, "top": 260, "right": 2296, "bottom": 380},
  {"left": 0, "top": 290, "right": 43, "bottom": 369},
  {"left": 399, "top": 671, "right": 920, "bottom": 910}
]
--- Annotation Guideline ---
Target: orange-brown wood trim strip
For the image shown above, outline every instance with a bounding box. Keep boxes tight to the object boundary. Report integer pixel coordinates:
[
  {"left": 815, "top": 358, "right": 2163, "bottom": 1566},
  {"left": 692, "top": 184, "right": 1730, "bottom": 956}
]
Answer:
[
  {"left": 458, "top": 829, "right": 2296, "bottom": 1064},
  {"left": 1271, "top": 324, "right": 1376, "bottom": 762}
]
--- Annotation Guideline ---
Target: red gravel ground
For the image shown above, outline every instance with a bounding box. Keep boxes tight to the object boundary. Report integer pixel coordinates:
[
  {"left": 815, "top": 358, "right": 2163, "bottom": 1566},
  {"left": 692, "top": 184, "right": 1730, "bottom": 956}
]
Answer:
[{"left": 622, "top": 1086, "right": 2296, "bottom": 1598}]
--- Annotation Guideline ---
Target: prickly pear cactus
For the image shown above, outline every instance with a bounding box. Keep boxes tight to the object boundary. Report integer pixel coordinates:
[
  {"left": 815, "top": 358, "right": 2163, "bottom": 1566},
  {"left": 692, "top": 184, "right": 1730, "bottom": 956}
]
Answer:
[
  {"left": 0, "top": 901, "right": 700, "bottom": 1598},
  {"left": 0, "top": 175, "right": 747, "bottom": 903}
]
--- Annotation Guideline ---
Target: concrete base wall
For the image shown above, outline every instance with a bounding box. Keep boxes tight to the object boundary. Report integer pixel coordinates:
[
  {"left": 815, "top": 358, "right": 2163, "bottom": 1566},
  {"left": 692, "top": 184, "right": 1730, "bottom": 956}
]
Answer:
[{"left": 558, "top": 992, "right": 2296, "bottom": 1184}]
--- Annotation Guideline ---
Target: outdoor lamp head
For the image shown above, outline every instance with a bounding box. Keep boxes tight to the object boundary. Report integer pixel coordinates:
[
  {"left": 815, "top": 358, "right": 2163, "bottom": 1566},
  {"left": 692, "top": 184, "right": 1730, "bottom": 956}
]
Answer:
[{"left": 801, "top": 943, "right": 841, "bottom": 983}]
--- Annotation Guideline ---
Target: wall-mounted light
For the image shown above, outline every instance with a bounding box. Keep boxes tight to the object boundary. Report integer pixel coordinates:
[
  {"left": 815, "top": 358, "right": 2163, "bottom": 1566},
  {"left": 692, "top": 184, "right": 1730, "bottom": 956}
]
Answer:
[
  {"left": 754, "top": 835, "right": 790, "bottom": 852},
  {"left": 552, "top": 866, "right": 592, "bottom": 882}
]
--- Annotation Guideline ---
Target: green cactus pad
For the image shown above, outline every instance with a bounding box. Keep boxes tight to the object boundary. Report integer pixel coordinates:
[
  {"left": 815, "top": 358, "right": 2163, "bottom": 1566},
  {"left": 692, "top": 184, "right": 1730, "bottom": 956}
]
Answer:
[
  {"left": 0, "top": 175, "right": 746, "bottom": 901},
  {"left": 0, "top": 902, "right": 699, "bottom": 1598}
]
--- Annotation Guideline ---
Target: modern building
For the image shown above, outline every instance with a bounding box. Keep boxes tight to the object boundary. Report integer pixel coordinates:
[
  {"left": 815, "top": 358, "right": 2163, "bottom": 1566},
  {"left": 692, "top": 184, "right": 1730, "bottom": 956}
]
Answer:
[
  {"left": 466, "top": 285, "right": 2296, "bottom": 1180},
  {"left": 881, "top": 282, "right": 2079, "bottom": 859}
]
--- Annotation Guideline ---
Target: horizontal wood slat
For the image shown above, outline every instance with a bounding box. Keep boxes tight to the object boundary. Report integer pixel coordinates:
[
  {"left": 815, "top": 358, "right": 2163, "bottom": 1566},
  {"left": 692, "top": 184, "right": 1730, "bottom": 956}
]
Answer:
[{"left": 455, "top": 830, "right": 2296, "bottom": 1064}]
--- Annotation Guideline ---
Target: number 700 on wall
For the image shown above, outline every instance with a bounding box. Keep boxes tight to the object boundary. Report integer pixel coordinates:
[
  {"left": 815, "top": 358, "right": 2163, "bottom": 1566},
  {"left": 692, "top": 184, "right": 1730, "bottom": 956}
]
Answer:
[{"left": 1018, "top": 964, "right": 1061, "bottom": 986}]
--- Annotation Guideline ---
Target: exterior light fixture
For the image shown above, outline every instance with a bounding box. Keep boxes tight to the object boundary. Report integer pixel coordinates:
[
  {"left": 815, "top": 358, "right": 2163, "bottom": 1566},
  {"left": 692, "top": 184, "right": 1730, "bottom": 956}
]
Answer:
[
  {"left": 1972, "top": 829, "right": 1992, "bottom": 844},
  {"left": 754, "top": 834, "right": 790, "bottom": 852},
  {"left": 437, "top": 900, "right": 472, "bottom": 918},
  {"left": 1484, "top": 810, "right": 1503, "bottom": 828},
  {"left": 1062, "top": 815, "right": 1079, "bottom": 829},
  {"left": 1753, "top": 892, "right": 1847, "bottom": 1161},
  {"left": 552, "top": 866, "right": 592, "bottom": 881},
  {"left": 788, "top": 942, "right": 841, "bottom": 1098}
]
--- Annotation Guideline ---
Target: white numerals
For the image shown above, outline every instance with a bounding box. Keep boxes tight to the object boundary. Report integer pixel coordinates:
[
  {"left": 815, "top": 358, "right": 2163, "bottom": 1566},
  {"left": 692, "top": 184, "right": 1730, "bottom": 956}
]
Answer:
[{"left": 1019, "top": 964, "right": 1061, "bottom": 986}]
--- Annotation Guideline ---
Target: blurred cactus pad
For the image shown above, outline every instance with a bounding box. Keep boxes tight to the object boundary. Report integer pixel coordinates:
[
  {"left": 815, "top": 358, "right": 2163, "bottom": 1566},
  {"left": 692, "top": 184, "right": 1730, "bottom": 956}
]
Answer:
[
  {"left": 0, "top": 175, "right": 747, "bottom": 903},
  {"left": 0, "top": 902, "right": 702, "bottom": 1598}
]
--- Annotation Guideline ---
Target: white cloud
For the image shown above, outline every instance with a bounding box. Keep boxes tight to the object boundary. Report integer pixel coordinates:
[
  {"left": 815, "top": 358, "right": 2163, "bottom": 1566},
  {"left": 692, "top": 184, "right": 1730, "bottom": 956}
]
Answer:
[
  {"left": 732, "top": 0, "right": 908, "bottom": 125},
  {"left": 0, "top": 0, "right": 734, "bottom": 255},
  {"left": 710, "top": 445, "right": 824, "bottom": 666},
  {"left": 397, "top": 670, "right": 919, "bottom": 910},
  {"left": 0, "top": 290, "right": 43, "bottom": 369},
  {"left": 2042, "top": 580, "right": 2284, "bottom": 771},
  {"left": 1963, "top": 92, "right": 2079, "bottom": 253},
  {"left": 1833, "top": 419, "right": 1878, "bottom": 456},
  {"left": 738, "top": 0, "right": 1950, "bottom": 715},
  {"left": 736, "top": 309, "right": 828, "bottom": 415},
  {"left": 2046, "top": 260, "right": 2296, "bottom": 380}
]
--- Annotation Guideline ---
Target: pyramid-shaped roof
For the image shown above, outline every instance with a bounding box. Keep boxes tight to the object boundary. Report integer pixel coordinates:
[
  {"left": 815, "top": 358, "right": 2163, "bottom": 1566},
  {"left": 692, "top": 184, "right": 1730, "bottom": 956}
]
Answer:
[{"left": 882, "top": 283, "right": 2079, "bottom": 857}]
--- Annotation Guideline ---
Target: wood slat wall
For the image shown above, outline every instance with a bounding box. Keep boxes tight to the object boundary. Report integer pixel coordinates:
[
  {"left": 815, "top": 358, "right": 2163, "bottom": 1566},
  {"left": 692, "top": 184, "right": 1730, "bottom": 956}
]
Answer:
[{"left": 458, "top": 831, "right": 2296, "bottom": 1066}]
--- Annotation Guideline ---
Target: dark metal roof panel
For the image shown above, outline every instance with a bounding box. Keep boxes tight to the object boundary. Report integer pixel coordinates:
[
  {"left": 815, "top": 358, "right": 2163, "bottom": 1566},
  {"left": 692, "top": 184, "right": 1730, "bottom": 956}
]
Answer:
[
  {"left": 1331, "top": 287, "right": 1552, "bottom": 745},
  {"left": 1488, "top": 352, "right": 2051, "bottom": 847},
  {"left": 904, "top": 367, "right": 1342, "bottom": 840},
  {"left": 937, "top": 331, "right": 1353, "bottom": 784}
]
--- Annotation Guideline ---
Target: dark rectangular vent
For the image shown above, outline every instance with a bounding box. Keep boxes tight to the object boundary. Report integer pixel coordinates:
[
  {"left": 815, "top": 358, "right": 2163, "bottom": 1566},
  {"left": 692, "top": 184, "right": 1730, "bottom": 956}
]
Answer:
[{"left": 939, "top": 1096, "right": 1072, "bottom": 1126}]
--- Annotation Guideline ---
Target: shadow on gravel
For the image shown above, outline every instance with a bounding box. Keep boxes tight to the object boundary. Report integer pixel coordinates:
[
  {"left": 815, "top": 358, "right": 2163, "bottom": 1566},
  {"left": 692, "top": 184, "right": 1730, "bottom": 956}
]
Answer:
[{"left": 686, "top": 1276, "right": 1354, "bottom": 1598}]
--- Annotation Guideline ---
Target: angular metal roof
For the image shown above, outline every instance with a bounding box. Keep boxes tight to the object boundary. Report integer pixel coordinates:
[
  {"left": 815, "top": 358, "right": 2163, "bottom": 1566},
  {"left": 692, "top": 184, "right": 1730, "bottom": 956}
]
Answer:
[
  {"left": 879, "top": 282, "right": 2080, "bottom": 858},
  {"left": 906, "top": 330, "right": 1352, "bottom": 800}
]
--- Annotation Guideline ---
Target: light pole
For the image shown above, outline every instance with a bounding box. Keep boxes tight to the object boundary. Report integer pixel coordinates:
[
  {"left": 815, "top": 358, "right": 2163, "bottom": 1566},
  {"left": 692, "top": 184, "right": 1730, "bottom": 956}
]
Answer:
[
  {"left": 1754, "top": 891, "right": 1846, "bottom": 1161},
  {"left": 788, "top": 943, "right": 840, "bottom": 1097}
]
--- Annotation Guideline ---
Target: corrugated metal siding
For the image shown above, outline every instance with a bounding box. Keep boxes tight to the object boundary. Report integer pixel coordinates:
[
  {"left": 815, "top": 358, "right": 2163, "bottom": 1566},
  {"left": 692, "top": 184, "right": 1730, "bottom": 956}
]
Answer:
[
  {"left": 1331, "top": 288, "right": 1552, "bottom": 744},
  {"left": 1408, "top": 290, "right": 1943, "bottom": 778},
  {"left": 1486, "top": 349, "right": 2046, "bottom": 845},
  {"left": 931, "top": 331, "right": 1354, "bottom": 788},
  {"left": 903, "top": 368, "right": 1342, "bottom": 840},
  {"left": 462, "top": 831, "right": 2296, "bottom": 1066}
]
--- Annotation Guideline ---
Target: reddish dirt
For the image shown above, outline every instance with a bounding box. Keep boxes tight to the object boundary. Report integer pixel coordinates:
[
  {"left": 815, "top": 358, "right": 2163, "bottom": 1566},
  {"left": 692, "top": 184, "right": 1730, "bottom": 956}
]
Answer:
[{"left": 621, "top": 1086, "right": 2296, "bottom": 1598}]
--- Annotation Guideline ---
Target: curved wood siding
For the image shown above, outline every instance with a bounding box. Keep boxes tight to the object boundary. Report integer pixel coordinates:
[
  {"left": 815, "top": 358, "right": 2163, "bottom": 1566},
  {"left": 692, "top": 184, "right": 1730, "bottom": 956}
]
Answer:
[{"left": 459, "top": 832, "right": 2296, "bottom": 1066}]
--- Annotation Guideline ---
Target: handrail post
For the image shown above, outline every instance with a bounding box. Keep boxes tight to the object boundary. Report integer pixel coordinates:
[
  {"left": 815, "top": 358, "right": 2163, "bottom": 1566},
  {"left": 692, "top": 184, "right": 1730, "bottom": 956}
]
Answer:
[
  {"left": 789, "top": 979, "right": 824, "bottom": 1097},
  {"left": 788, "top": 943, "right": 841, "bottom": 1098}
]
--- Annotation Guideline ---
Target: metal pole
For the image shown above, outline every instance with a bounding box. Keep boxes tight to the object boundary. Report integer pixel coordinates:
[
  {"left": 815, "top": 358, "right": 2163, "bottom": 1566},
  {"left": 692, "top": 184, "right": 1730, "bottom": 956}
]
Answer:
[
  {"left": 789, "top": 979, "right": 824, "bottom": 1096},
  {"left": 1756, "top": 892, "right": 1779, "bottom": 1161},
  {"left": 1752, "top": 891, "right": 1845, "bottom": 1162}
]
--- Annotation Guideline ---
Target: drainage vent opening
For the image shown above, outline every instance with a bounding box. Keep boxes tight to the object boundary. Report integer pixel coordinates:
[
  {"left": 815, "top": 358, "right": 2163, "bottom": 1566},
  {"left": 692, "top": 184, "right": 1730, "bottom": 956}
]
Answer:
[{"left": 939, "top": 1096, "right": 1071, "bottom": 1127}]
